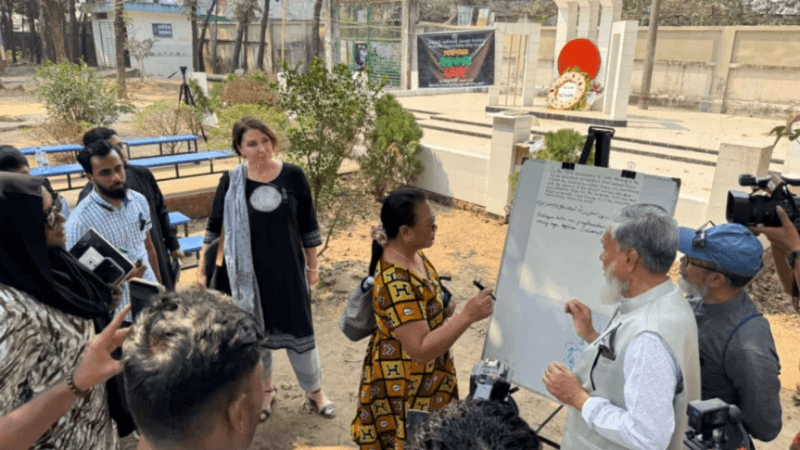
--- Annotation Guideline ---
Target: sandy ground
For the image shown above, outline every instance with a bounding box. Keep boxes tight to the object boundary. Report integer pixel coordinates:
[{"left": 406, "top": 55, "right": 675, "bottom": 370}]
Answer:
[{"left": 1, "top": 70, "right": 798, "bottom": 450}]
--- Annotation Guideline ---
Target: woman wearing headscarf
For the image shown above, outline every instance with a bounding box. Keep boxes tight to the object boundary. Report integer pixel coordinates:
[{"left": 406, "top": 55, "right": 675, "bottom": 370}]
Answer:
[{"left": 0, "top": 172, "right": 131, "bottom": 450}]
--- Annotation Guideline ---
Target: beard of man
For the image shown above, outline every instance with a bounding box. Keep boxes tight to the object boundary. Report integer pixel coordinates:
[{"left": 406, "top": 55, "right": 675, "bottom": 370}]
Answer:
[
  {"left": 678, "top": 275, "right": 710, "bottom": 299},
  {"left": 601, "top": 262, "right": 631, "bottom": 305},
  {"left": 97, "top": 180, "right": 127, "bottom": 200}
]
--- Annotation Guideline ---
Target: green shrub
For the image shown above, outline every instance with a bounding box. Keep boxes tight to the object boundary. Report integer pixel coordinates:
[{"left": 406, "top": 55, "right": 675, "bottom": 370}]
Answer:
[
  {"left": 360, "top": 94, "right": 423, "bottom": 201},
  {"left": 207, "top": 103, "right": 288, "bottom": 151},
  {"left": 276, "top": 57, "right": 385, "bottom": 255},
  {"left": 133, "top": 101, "right": 202, "bottom": 153},
  {"left": 535, "top": 129, "right": 592, "bottom": 165},
  {"left": 33, "top": 59, "right": 134, "bottom": 126}
]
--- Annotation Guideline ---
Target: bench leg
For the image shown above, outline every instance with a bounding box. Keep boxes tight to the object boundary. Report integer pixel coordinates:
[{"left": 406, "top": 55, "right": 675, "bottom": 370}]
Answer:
[
  {"left": 126, "top": 144, "right": 131, "bottom": 161},
  {"left": 160, "top": 143, "right": 164, "bottom": 156},
  {"left": 183, "top": 224, "right": 189, "bottom": 238},
  {"left": 175, "top": 163, "right": 180, "bottom": 179},
  {"left": 67, "top": 174, "right": 72, "bottom": 190}
]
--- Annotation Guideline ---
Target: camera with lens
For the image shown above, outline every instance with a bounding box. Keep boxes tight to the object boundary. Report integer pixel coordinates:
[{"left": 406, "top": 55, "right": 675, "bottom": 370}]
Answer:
[
  {"left": 727, "top": 174, "right": 800, "bottom": 229},
  {"left": 407, "top": 359, "right": 519, "bottom": 438},
  {"left": 467, "top": 359, "right": 519, "bottom": 408},
  {"left": 684, "top": 398, "right": 749, "bottom": 450}
]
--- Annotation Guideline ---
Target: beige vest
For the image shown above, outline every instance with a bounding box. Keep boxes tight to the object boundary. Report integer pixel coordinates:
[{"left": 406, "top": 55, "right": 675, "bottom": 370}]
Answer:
[{"left": 561, "top": 281, "right": 701, "bottom": 450}]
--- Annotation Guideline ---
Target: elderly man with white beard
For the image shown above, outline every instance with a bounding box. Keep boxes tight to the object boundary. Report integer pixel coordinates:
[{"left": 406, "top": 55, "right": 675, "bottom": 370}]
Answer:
[
  {"left": 677, "top": 223, "right": 781, "bottom": 449},
  {"left": 542, "top": 203, "right": 701, "bottom": 450}
]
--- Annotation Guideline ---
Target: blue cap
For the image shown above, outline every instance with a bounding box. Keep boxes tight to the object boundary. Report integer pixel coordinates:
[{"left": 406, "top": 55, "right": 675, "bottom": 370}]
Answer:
[{"left": 678, "top": 223, "right": 762, "bottom": 277}]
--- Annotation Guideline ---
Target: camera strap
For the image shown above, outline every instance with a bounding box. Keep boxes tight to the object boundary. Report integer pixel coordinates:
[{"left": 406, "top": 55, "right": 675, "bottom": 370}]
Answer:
[{"left": 722, "top": 313, "right": 762, "bottom": 363}]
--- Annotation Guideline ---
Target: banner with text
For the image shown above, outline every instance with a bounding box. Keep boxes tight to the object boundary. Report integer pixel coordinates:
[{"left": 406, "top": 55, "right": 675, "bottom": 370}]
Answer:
[{"left": 417, "top": 30, "right": 494, "bottom": 89}]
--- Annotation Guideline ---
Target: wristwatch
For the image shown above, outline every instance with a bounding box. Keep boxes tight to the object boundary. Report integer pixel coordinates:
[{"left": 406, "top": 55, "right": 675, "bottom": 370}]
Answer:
[{"left": 786, "top": 250, "right": 800, "bottom": 269}]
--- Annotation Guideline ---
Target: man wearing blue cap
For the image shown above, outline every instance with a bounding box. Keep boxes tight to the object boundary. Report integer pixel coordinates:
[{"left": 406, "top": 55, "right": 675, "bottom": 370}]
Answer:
[{"left": 678, "top": 222, "right": 782, "bottom": 449}]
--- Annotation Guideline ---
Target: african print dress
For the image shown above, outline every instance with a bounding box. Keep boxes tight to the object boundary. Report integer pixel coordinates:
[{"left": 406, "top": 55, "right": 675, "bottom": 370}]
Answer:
[{"left": 350, "top": 253, "right": 458, "bottom": 450}]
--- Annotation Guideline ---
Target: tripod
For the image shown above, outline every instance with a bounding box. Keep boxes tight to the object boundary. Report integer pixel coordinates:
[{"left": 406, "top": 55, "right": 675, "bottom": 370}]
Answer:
[{"left": 176, "top": 66, "right": 208, "bottom": 142}]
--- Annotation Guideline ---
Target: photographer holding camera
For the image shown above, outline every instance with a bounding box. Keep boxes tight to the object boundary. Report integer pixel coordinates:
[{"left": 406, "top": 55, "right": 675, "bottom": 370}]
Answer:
[
  {"left": 677, "top": 223, "right": 782, "bottom": 449},
  {"left": 754, "top": 205, "right": 800, "bottom": 312}
]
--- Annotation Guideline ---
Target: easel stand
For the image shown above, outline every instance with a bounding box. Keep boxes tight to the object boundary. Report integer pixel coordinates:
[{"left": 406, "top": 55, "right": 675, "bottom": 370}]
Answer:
[
  {"left": 578, "top": 126, "right": 615, "bottom": 168},
  {"left": 177, "top": 66, "right": 208, "bottom": 143},
  {"left": 536, "top": 404, "right": 564, "bottom": 449}
]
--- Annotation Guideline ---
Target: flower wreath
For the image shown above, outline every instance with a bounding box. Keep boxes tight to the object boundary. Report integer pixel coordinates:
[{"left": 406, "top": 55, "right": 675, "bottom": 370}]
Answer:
[{"left": 546, "top": 67, "right": 591, "bottom": 111}]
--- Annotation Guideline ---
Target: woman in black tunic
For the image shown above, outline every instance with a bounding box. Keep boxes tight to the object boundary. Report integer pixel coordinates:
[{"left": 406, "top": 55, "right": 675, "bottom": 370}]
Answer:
[{"left": 201, "top": 116, "right": 335, "bottom": 421}]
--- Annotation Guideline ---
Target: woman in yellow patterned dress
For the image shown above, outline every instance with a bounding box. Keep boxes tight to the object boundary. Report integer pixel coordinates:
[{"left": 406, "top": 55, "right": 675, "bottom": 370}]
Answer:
[{"left": 350, "top": 187, "right": 494, "bottom": 450}]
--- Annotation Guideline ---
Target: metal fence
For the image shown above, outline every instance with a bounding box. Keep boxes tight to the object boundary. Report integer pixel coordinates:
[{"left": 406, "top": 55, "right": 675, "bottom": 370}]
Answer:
[{"left": 332, "top": 0, "right": 402, "bottom": 87}]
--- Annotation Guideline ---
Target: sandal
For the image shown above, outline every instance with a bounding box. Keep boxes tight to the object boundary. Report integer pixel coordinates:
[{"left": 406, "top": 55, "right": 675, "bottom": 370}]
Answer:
[
  {"left": 305, "top": 391, "right": 336, "bottom": 419},
  {"left": 260, "top": 388, "right": 277, "bottom": 422}
]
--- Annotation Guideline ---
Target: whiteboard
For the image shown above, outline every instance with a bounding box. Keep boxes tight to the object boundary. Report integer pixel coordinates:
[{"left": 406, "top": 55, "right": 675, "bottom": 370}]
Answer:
[{"left": 482, "top": 159, "right": 681, "bottom": 399}]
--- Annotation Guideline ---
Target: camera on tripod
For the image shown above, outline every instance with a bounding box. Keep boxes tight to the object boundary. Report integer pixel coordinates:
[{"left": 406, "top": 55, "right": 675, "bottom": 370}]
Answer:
[
  {"left": 727, "top": 174, "right": 800, "bottom": 229},
  {"left": 684, "top": 398, "right": 750, "bottom": 450}
]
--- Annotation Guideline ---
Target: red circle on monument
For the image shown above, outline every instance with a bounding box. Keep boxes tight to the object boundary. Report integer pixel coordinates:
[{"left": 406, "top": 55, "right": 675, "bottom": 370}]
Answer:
[{"left": 557, "top": 38, "right": 601, "bottom": 79}]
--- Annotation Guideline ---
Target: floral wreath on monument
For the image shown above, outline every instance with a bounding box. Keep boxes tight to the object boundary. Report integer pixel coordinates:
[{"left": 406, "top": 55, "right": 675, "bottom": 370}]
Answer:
[{"left": 547, "top": 67, "right": 603, "bottom": 111}]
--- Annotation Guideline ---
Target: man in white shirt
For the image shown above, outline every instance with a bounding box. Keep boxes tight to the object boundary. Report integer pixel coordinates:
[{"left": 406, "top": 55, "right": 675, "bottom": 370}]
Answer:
[
  {"left": 66, "top": 140, "right": 161, "bottom": 320},
  {"left": 543, "top": 203, "right": 701, "bottom": 450}
]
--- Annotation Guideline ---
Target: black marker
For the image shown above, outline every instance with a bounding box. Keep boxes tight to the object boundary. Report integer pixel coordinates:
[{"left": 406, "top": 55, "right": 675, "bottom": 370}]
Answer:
[{"left": 472, "top": 280, "right": 496, "bottom": 300}]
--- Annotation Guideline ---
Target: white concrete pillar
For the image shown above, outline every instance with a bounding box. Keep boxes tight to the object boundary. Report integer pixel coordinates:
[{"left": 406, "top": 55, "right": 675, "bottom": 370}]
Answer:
[
  {"left": 587, "top": 1, "right": 600, "bottom": 42},
  {"left": 486, "top": 112, "right": 533, "bottom": 216},
  {"left": 602, "top": 20, "right": 637, "bottom": 122},
  {"left": 553, "top": 0, "right": 578, "bottom": 77},
  {"left": 521, "top": 23, "right": 541, "bottom": 106},
  {"left": 595, "top": 0, "right": 621, "bottom": 87},
  {"left": 577, "top": 0, "right": 591, "bottom": 38},
  {"left": 489, "top": 23, "right": 507, "bottom": 106},
  {"left": 707, "top": 142, "right": 773, "bottom": 223},
  {"left": 782, "top": 134, "right": 800, "bottom": 177}
]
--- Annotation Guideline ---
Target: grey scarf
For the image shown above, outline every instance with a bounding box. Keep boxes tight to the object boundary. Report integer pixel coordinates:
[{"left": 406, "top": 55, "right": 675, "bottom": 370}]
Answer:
[{"left": 223, "top": 164, "right": 265, "bottom": 329}]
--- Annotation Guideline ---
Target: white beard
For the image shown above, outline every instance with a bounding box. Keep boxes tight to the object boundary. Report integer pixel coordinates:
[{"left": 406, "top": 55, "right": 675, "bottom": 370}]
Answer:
[
  {"left": 678, "top": 276, "right": 709, "bottom": 299},
  {"left": 601, "top": 263, "right": 631, "bottom": 305}
]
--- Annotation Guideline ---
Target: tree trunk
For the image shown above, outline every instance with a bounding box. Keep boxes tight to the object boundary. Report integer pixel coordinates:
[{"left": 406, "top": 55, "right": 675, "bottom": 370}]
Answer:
[
  {"left": 69, "top": 0, "right": 78, "bottom": 62},
  {"left": 638, "top": 0, "right": 661, "bottom": 110},
  {"left": 38, "top": 0, "right": 54, "bottom": 61},
  {"left": 41, "top": 0, "right": 66, "bottom": 62},
  {"left": 256, "top": 0, "right": 270, "bottom": 70},
  {"left": 198, "top": 0, "right": 217, "bottom": 72},
  {"left": 230, "top": 18, "right": 247, "bottom": 71},
  {"left": 114, "top": 0, "right": 127, "bottom": 99},
  {"left": 311, "top": 0, "right": 322, "bottom": 58},
  {"left": 29, "top": 6, "right": 40, "bottom": 63},
  {"left": 189, "top": 0, "right": 198, "bottom": 71},
  {"left": 1, "top": 4, "right": 14, "bottom": 63}
]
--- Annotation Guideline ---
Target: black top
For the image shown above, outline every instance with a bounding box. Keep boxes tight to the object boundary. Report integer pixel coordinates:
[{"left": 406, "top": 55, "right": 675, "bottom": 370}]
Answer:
[
  {"left": 78, "top": 165, "right": 180, "bottom": 289},
  {"left": 206, "top": 163, "right": 322, "bottom": 351}
]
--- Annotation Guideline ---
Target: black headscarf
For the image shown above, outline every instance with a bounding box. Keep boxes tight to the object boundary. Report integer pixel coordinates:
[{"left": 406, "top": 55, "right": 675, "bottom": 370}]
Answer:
[{"left": 0, "top": 173, "right": 113, "bottom": 328}]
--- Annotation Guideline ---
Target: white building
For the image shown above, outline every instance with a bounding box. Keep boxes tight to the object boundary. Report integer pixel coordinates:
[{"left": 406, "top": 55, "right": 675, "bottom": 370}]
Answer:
[{"left": 91, "top": 1, "right": 208, "bottom": 77}]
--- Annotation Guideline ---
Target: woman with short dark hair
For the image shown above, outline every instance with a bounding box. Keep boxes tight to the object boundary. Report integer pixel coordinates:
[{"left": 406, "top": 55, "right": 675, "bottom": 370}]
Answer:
[{"left": 201, "top": 116, "right": 334, "bottom": 421}]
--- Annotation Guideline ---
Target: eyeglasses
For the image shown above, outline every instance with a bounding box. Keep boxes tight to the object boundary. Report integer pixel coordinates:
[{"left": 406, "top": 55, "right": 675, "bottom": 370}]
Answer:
[
  {"left": 692, "top": 220, "right": 715, "bottom": 249},
  {"left": 44, "top": 192, "right": 63, "bottom": 229},
  {"left": 680, "top": 255, "right": 725, "bottom": 274}
]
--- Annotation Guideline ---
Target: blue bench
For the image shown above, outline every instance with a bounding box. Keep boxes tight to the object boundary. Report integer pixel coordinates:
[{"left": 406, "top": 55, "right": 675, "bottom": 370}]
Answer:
[
  {"left": 19, "top": 144, "right": 82, "bottom": 156},
  {"left": 178, "top": 235, "right": 204, "bottom": 270},
  {"left": 20, "top": 135, "right": 200, "bottom": 160},
  {"left": 124, "top": 134, "right": 200, "bottom": 159},
  {"left": 30, "top": 150, "right": 236, "bottom": 190},
  {"left": 168, "top": 211, "right": 191, "bottom": 237}
]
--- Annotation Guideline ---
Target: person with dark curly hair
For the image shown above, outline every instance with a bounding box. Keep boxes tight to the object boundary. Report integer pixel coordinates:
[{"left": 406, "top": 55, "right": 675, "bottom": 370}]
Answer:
[{"left": 404, "top": 400, "right": 541, "bottom": 450}]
